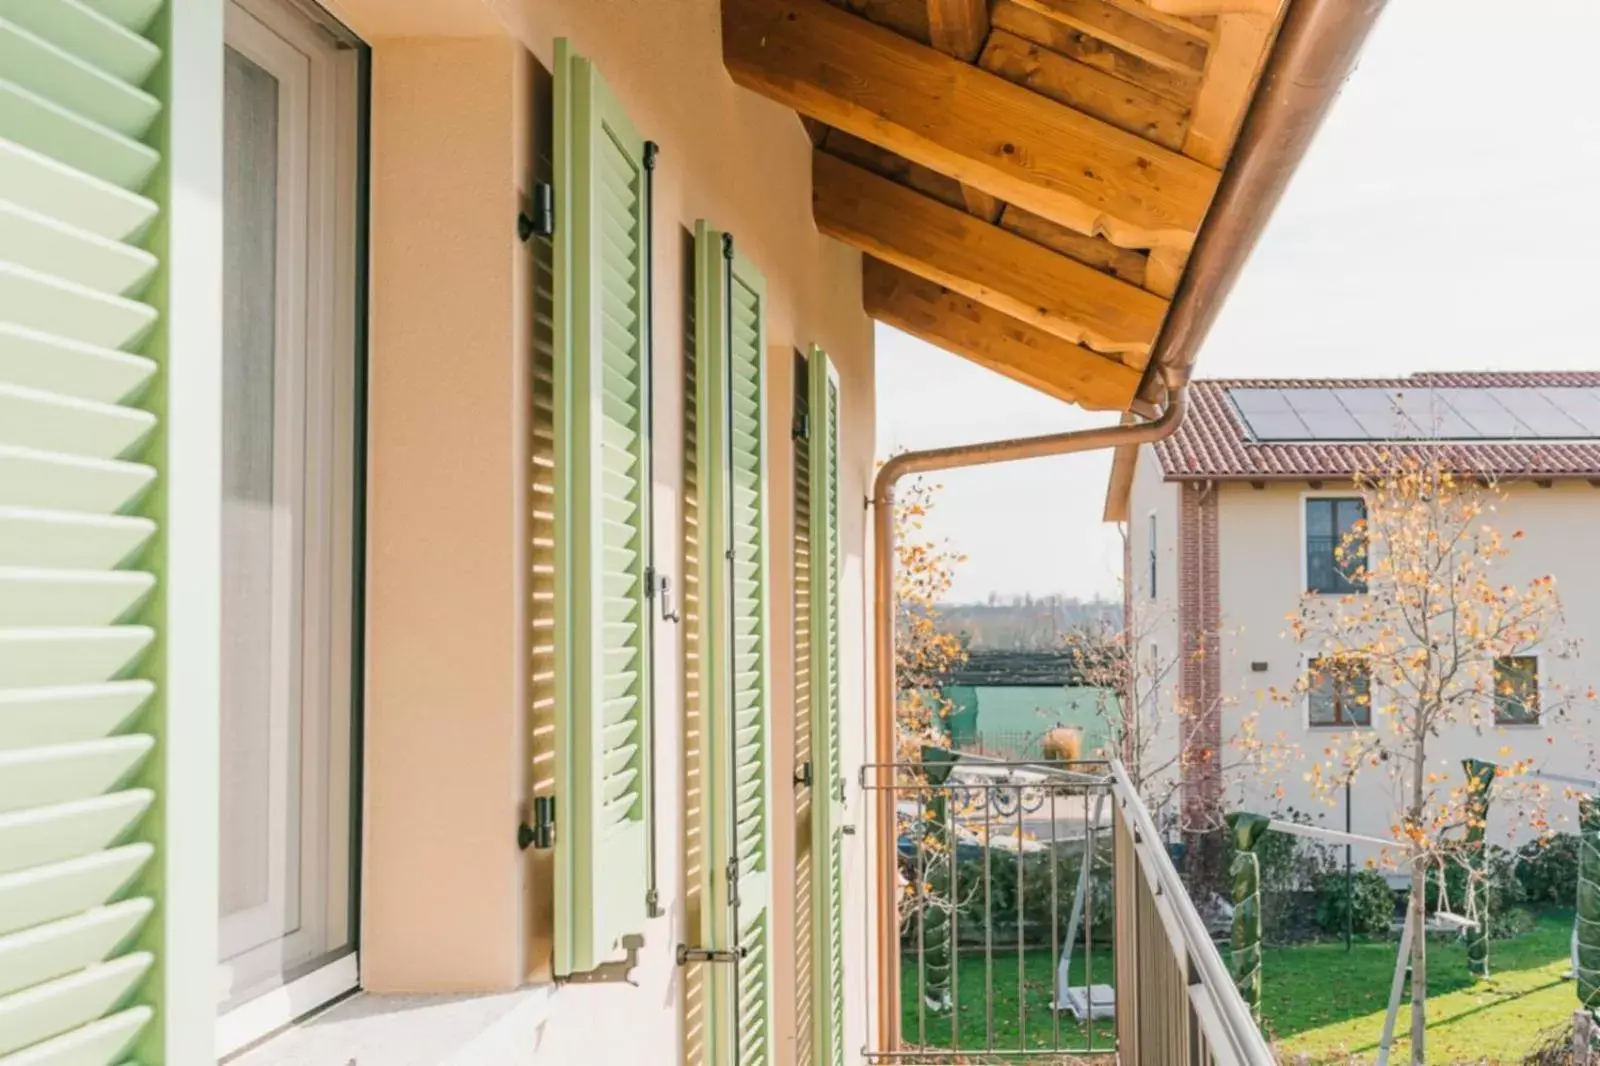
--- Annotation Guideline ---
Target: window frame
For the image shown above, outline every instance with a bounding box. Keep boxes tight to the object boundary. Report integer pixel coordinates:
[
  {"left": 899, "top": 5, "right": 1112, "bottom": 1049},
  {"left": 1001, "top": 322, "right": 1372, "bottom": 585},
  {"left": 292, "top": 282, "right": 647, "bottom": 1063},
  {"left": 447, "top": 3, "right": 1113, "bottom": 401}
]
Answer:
[
  {"left": 215, "top": 0, "right": 367, "bottom": 1053},
  {"left": 1305, "top": 654, "right": 1373, "bottom": 729},
  {"left": 1301, "top": 493, "right": 1369, "bottom": 596},
  {"left": 1492, "top": 654, "right": 1542, "bottom": 727}
]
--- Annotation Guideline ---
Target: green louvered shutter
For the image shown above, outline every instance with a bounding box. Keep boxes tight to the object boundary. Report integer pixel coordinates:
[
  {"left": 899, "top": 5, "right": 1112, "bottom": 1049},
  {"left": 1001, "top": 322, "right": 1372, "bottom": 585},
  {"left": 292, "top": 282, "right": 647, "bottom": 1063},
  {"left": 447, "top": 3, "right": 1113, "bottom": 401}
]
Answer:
[
  {"left": 552, "top": 39, "right": 654, "bottom": 977},
  {"left": 0, "top": 0, "right": 165, "bottom": 1061},
  {"left": 695, "top": 223, "right": 775, "bottom": 1066},
  {"left": 808, "top": 348, "right": 846, "bottom": 1066}
]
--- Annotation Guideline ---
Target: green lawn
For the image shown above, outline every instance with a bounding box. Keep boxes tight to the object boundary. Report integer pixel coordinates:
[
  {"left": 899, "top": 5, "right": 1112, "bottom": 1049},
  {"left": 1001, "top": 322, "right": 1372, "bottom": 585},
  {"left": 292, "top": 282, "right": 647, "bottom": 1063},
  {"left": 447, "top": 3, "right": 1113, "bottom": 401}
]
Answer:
[
  {"left": 1266, "top": 909, "right": 1578, "bottom": 1064},
  {"left": 899, "top": 910, "right": 1579, "bottom": 1064},
  {"left": 899, "top": 945, "right": 1116, "bottom": 1055}
]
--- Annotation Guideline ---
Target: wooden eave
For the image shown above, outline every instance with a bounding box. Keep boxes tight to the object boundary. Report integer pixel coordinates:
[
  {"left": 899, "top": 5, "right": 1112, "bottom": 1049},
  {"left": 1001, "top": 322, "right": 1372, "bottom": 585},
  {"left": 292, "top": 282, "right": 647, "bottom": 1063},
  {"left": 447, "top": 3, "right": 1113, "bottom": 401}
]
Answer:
[{"left": 722, "top": 0, "right": 1291, "bottom": 413}]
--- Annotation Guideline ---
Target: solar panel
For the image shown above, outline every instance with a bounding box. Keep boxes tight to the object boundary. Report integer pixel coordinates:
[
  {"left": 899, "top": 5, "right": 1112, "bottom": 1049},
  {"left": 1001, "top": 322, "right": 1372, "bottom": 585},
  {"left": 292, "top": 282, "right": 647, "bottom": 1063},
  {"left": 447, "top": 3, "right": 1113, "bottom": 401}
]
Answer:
[{"left": 1227, "top": 386, "right": 1600, "bottom": 443}]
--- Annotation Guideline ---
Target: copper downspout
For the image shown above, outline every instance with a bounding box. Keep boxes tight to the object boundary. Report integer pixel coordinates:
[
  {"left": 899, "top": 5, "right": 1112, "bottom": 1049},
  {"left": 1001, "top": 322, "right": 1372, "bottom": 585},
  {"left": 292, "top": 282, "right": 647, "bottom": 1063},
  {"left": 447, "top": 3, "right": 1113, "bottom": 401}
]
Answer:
[{"left": 868, "top": 0, "right": 1390, "bottom": 1049}]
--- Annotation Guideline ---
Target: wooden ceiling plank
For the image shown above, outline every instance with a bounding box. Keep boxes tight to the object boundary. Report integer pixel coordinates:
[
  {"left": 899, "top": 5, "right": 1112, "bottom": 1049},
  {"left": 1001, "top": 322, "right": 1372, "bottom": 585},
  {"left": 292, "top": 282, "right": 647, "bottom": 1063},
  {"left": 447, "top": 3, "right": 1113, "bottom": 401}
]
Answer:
[
  {"left": 816, "top": 152, "right": 1168, "bottom": 354},
  {"left": 1143, "top": 0, "right": 1280, "bottom": 15},
  {"left": 863, "top": 257, "right": 1145, "bottom": 411},
  {"left": 927, "top": 0, "right": 991, "bottom": 59},
  {"left": 1099, "top": 0, "right": 1216, "bottom": 41},
  {"left": 997, "top": 203, "right": 1147, "bottom": 286},
  {"left": 979, "top": 28, "right": 1190, "bottom": 151},
  {"left": 1182, "top": 9, "right": 1281, "bottom": 166},
  {"left": 724, "top": 0, "right": 1220, "bottom": 250},
  {"left": 990, "top": 0, "right": 1201, "bottom": 105},
  {"left": 1006, "top": 0, "right": 1208, "bottom": 74}
]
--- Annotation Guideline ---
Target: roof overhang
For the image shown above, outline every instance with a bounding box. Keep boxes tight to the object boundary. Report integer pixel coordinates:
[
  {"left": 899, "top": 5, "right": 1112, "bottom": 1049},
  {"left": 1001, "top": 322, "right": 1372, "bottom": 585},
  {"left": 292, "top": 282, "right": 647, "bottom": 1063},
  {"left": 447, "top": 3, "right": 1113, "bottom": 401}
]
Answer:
[{"left": 723, "top": 0, "right": 1389, "bottom": 418}]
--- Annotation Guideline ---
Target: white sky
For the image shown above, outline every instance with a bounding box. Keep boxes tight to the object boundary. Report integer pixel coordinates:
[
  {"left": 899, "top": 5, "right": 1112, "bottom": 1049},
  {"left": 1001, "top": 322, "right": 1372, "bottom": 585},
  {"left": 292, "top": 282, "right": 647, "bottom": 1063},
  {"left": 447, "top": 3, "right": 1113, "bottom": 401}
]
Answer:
[{"left": 875, "top": 0, "right": 1600, "bottom": 603}]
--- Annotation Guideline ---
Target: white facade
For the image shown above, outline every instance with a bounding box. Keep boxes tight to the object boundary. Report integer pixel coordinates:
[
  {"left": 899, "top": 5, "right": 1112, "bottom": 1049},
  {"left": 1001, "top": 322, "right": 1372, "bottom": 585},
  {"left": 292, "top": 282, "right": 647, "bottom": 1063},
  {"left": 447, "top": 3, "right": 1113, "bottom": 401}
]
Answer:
[{"left": 1126, "top": 444, "right": 1600, "bottom": 862}]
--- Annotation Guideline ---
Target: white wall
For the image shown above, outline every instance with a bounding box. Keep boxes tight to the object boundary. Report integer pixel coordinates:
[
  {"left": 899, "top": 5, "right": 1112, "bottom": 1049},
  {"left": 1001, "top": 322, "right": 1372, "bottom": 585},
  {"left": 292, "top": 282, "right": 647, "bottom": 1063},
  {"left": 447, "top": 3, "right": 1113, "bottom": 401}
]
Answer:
[
  {"left": 1214, "top": 480, "right": 1600, "bottom": 863},
  {"left": 1125, "top": 445, "right": 1185, "bottom": 826}
]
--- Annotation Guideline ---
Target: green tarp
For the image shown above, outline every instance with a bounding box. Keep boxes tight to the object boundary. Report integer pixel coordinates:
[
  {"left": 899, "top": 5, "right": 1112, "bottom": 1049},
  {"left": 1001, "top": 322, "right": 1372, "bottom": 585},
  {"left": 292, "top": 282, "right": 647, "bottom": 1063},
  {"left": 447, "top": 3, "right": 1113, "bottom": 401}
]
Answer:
[
  {"left": 1227, "top": 812, "right": 1271, "bottom": 1020},
  {"left": 1578, "top": 795, "right": 1600, "bottom": 1016},
  {"left": 1462, "top": 759, "right": 1496, "bottom": 977}
]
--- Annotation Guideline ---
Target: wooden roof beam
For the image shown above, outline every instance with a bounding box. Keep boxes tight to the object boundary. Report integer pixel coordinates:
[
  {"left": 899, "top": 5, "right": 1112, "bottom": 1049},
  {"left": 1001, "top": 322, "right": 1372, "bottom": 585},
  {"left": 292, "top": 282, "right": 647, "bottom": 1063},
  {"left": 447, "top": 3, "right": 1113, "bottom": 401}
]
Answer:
[
  {"left": 816, "top": 151, "right": 1168, "bottom": 354},
  {"left": 864, "top": 258, "right": 1144, "bottom": 411},
  {"left": 724, "top": 0, "right": 1220, "bottom": 249},
  {"left": 927, "top": 0, "right": 990, "bottom": 60}
]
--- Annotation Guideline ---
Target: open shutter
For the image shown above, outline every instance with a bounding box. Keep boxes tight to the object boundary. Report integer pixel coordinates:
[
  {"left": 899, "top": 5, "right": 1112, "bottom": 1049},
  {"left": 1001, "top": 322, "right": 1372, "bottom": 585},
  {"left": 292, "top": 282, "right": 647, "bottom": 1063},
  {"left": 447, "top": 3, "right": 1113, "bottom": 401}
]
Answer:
[
  {"left": 809, "top": 348, "right": 846, "bottom": 1066},
  {"left": 552, "top": 39, "right": 654, "bottom": 977},
  {"left": 695, "top": 223, "right": 775, "bottom": 1066},
  {"left": 0, "top": 0, "right": 164, "bottom": 1060}
]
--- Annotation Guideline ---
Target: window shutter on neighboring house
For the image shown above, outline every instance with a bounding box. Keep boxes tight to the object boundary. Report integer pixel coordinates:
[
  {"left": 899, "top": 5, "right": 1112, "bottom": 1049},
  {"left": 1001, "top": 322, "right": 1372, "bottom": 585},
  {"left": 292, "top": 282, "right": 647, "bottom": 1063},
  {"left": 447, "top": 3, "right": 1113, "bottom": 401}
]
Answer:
[
  {"left": 552, "top": 39, "right": 654, "bottom": 977},
  {"left": 809, "top": 348, "right": 846, "bottom": 1066},
  {"left": 694, "top": 222, "right": 776, "bottom": 1066},
  {"left": 0, "top": 1, "right": 165, "bottom": 1060}
]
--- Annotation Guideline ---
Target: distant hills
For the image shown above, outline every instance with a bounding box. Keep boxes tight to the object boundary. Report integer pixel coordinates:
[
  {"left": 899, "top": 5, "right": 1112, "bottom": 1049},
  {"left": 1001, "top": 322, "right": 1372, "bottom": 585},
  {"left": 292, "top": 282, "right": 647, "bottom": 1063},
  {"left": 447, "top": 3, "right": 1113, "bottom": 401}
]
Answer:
[{"left": 935, "top": 596, "right": 1122, "bottom": 652}]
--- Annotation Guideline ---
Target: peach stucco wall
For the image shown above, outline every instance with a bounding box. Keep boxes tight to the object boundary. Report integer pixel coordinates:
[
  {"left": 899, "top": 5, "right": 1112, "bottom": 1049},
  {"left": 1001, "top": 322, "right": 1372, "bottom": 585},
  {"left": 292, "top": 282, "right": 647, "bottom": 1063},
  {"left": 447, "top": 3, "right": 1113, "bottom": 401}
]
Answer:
[{"left": 332, "top": 0, "right": 876, "bottom": 1061}]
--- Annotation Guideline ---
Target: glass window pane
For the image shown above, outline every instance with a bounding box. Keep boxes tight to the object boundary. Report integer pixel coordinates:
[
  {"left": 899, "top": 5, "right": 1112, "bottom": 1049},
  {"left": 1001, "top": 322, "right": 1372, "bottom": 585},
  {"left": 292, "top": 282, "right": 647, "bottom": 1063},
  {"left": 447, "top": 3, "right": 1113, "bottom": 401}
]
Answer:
[{"left": 220, "top": 43, "right": 282, "bottom": 926}]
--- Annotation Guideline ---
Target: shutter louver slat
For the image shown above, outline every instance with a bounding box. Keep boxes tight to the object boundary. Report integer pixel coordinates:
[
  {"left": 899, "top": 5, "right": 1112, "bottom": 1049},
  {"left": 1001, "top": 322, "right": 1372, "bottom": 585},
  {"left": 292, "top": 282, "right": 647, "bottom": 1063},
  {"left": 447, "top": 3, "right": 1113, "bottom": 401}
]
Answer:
[
  {"left": 0, "top": 0, "right": 161, "bottom": 1057},
  {"left": 553, "top": 41, "right": 654, "bottom": 977}
]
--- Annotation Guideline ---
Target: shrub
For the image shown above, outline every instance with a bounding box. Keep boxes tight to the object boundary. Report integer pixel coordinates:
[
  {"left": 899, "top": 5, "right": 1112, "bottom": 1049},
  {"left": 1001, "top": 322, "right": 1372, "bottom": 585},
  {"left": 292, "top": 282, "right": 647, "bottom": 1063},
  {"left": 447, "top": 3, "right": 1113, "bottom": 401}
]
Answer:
[
  {"left": 1314, "top": 869, "right": 1396, "bottom": 937},
  {"left": 1515, "top": 833, "right": 1581, "bottom": 904}
]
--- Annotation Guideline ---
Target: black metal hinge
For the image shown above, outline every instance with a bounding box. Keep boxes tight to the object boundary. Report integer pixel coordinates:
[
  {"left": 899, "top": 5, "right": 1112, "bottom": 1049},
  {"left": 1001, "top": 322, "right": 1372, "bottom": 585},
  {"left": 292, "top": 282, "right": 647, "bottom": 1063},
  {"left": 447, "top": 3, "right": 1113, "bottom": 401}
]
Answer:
[
  {"left": 792, "top": 413, "right": 810, "bottom": 442},
  {"left": 518, "top": 795, "right": 556, "bottom": 850},
  {"left": 518, "top": 183, "right": 555, "bottom": 242},
  {"left": 721, "top": 232, "right": 734, "bottom": 260},
  {"left": 644, "top": 140, "right": 659, "bottom": 171}
]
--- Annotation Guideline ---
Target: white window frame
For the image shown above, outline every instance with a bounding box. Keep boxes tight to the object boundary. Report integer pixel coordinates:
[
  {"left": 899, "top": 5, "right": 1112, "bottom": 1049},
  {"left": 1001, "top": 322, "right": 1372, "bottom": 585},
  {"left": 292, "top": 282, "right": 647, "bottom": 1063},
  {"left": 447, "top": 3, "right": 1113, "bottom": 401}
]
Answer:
[
  {"left": 1300, "top": 491, "right": 1368, "bottom": 596},
  {"left": 217, "top": 0, "right": 362, "bottom": 1051},
  {"left": 1491, "top": 652, "right": 1544, "bottom": 729}
]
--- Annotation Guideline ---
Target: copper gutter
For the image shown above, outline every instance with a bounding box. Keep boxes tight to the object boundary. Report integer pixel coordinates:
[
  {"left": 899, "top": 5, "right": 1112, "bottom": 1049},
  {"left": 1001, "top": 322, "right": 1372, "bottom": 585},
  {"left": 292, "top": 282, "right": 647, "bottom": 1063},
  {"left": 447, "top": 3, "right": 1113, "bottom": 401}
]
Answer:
[{"left": 868, "top": 0, "right": 1390, "bottom": 1049}]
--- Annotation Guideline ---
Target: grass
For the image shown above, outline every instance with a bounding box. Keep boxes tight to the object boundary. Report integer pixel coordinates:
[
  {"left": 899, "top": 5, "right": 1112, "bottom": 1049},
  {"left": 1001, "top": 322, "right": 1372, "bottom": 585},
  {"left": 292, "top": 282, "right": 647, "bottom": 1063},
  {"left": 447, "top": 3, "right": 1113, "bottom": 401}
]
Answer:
[
  {"left": 899, "top": 910, "right": 1579, "bottom": 1064},
  {"left": 899, "top": 944, "right": 1116, "bottom": 1054},
  {"left": 1266, "top": 908, "right": 1578, "bottom": 1064}
]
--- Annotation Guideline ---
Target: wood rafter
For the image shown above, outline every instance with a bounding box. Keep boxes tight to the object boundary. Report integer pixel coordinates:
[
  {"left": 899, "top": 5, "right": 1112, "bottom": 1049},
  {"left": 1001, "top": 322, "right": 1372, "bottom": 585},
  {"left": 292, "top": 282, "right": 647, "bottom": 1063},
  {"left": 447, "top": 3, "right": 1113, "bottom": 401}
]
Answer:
[
  {"left": 1143, "top": 0, "right": 1280, "bottom": 14},
  {"left": 927, "top": 0, "right": 989, "bottom": 60},
  {"left": 863, "top": 258, "right": 1145, "bottom": 411},
  {"left": 724, "top": 0, "right": 1220, "bottom": 249},
  {"left": 815, "top": 152, "right": 1168, "bottom": 354}
]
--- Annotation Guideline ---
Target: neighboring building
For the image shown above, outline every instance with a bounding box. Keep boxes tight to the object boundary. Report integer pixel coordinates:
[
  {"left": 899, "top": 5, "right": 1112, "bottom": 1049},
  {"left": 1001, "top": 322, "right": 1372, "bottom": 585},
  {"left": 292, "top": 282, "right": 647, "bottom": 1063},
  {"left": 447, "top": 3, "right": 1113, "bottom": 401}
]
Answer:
[
  {"left": 1110, "top": 373, "right": 1600, "bottom": 856},
  {"left": 0, "top": 1, "right": 1371, "bottom": 1064}
]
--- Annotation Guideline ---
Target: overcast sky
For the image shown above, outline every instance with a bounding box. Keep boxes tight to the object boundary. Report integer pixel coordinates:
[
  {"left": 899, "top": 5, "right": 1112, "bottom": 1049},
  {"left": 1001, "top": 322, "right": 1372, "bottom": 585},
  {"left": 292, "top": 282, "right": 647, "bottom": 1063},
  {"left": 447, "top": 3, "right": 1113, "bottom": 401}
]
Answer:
[{"left": 875, "top": 0, "right": 1600, "bottom": 603}]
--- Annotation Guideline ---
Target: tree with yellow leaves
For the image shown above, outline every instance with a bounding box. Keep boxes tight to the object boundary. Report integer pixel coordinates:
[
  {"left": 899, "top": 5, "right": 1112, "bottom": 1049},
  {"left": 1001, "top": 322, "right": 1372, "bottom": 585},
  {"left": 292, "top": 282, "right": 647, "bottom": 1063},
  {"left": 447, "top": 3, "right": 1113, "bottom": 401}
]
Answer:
[
  {"left": 1289, "top": 449, "right": 1592, "bottom": 1064},
  {"left": 893, "top": 475, "right": 967, "bottom": 760}
]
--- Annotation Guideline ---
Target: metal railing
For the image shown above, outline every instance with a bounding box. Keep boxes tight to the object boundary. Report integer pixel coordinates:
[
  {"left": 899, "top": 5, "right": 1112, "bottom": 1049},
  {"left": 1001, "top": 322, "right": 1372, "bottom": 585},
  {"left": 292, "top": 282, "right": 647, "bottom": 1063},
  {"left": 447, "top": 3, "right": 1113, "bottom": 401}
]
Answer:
[{"left": 863, "top": 756, "right": 1274, "bottom": 1066}]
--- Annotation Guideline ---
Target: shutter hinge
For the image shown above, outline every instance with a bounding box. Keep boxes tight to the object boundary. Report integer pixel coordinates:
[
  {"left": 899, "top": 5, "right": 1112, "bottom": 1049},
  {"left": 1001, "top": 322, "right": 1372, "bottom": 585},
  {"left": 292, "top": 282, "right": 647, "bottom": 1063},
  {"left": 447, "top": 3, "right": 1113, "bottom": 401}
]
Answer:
[
  {"left": 644, "top": 564, "right": 657, "bottom": 599},
  {"left": 518, "top": 795, "right": 556, "bottom": 850},
  {"left": 792, "top": 413, "right": 810, "bottom": 442},
  {"left": 646, "top": 888, "right": 662, "bottom": 918},
  {"left": 721, "top": 232, "right": 734, "bottom": 260},
  {"left": 643, "top": 141, "right": 659, "bottom": 171},
  {"left": 794, "top": 761, "right": 813, "bottom": 789},
  {"left": 676, "top": 945, "right": 746, "bottom": 966},
  {"left": 726, "top": 857, "right": 741, "bottom": 907},
  {"left": 518, "top": 183, "right": 555, "bottom": 242}
]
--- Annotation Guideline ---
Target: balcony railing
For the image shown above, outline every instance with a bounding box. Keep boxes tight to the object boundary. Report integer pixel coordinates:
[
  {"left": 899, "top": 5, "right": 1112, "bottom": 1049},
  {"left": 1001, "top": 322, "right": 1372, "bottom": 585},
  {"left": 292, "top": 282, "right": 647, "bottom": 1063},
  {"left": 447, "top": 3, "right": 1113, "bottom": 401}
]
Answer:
[{"left": 864, "top": 756, "right": 1274, "bottom": 1066}]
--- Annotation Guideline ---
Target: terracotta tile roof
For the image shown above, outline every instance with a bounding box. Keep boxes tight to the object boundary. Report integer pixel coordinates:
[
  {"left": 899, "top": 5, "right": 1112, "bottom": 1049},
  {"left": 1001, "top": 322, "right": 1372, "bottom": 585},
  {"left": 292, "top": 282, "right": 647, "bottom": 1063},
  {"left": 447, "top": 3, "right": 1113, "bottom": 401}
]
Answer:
[{"left": 1154, "top": 372, "right": 1600, "bottom": 481}]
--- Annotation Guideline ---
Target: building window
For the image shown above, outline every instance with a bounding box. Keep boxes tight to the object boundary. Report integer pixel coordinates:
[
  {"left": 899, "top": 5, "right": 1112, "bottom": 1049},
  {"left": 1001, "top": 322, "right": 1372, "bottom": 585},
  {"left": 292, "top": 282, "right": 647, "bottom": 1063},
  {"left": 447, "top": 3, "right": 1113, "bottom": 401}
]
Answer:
[
  {"left": 1493, "top": 656, "right": 1540, "bottom": 725},
  {"left": 1307, "top": 656, "right": 1371, "bottom": 727},
  {"left": 1305, "top": 497, "right": 1367, "bottom": 594},
  {"left": 218, "top": 0, "right": 363, "bottom": 1038},
  {"left": 1147, "top": 512, "right": 1157, "bottom": 600}
]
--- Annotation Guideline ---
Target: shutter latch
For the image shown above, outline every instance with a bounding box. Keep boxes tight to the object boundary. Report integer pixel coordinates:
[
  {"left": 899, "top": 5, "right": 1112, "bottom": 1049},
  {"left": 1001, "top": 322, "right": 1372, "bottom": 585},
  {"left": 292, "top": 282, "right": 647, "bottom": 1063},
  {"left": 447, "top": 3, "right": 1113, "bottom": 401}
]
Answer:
[
  {"left": 517, "top": 796, "right": 556, "bottom": 850},
  {"left": 726, "top": 857, "right": 741, "bottom": 908},
  {"left": 676, "top": 945, "right": 747, "bottom": 966},
  {"left": 646, "top": 566, "right": 680, "bottom": 623},
  {"left": 518, "top": 183, "right": 555, "bottom": 242}
]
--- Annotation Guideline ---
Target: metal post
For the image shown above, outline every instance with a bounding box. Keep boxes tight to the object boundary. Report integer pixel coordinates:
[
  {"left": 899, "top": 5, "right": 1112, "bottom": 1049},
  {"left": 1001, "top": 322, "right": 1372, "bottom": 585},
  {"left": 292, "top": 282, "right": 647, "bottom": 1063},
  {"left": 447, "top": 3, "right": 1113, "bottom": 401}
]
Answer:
[{"left": 1346, "top": 776, "right": 1354, "bottom": 954}]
